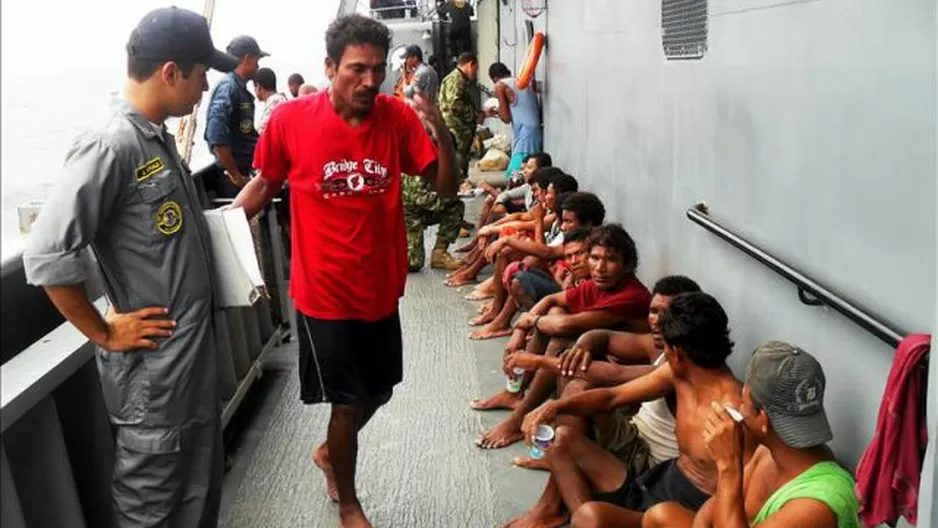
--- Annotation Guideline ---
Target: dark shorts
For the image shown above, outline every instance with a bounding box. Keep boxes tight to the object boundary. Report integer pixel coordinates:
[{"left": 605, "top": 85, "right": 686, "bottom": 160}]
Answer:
[
  {"left": 296, "top": 310, "right": 403, "bottom": 405},
  {"left": 515, "top": 269, "right": 562, "bottom": 302},
  {"left": 594, "top": 458, "right": 710, "bottom": 513}
]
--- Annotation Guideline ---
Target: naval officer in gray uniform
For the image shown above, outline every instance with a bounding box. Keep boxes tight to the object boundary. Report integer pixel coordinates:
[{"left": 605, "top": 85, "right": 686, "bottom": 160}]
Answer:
[{"left": 22, "top": 7, "right": 239, "bottom": 527}]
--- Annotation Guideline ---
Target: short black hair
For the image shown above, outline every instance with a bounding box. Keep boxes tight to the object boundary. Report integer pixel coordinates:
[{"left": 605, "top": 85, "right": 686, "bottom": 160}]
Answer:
[
  {"left": 532, "top": 167, "right": 565, "bottom": 190},
  {"left": 563, "top": 227, "right": 592, "bottom": 245},
  {"left": 288, "top": 73, "right": 305, "bottom": 86},
  {"left": 559, "top": 192, "right": 605, "bottom": 226},
  {"left": 404, "top": 44, "right": 423, "bottom": 61},
  {"left": 528, "top": 152, "right": 552, "bottom": 169},
  {"left": 457, "top": 52, "right": 478, "bottom": 66},
  {"left": 126, "top": 29, "right": 196, "bottom": 82},
  {"left": 587, "top": 223, "right": 638, "bottom": 273},
  {"left": 548, "top": 172, "right": 579, "bottom": 195},
  {"left": 659, "top": 292, "right": 734, "bottom": 369},
  {"left": 652, "top": 275, "right": 701, "bottom": 297},
  {"left": 254, "top": 67, "right": 277, "bottom": 91},
  {"left": 488, "top": 62, "right": 511, "bottom": 80},
  {"left": 325, "top": 14, "right": 392, "bottom": 64}
]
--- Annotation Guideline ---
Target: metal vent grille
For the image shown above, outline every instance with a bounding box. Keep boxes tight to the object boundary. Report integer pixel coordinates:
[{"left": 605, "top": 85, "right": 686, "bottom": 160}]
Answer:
[{"left": 662, "top": 0, "right": 708, "bottom": 60}]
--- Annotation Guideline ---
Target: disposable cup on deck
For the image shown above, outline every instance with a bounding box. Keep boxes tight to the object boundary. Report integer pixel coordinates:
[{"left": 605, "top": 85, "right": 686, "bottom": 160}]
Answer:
[
  {"left": 528, "top": 424, "right": 555, "bottom": 460},
  {"left": 505, "top": 367, "right": 525, "bottom": 393}
]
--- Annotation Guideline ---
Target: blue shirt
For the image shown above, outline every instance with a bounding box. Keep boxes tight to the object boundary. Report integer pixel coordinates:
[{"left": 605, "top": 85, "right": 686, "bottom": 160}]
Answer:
[{"left": 205, "top": 72, "right": 259, "bottom": 174}]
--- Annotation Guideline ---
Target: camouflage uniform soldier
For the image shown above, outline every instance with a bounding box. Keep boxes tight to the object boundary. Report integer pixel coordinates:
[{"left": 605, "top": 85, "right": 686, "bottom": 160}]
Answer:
[
  {"left": 439, "top": 53, "right": 481, "bottom": 179},
  {"left": 403, "top": 173, "right": 465, "bottom": 271}
]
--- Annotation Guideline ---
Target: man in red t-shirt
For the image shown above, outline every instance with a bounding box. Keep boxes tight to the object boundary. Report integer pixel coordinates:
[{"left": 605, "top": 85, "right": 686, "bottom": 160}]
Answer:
[
  {"left": 230, "top": 14, "right": 457, "bottom": 527},
  {"left": 473, "top": 224, "right": 653, "bottom": 450}
]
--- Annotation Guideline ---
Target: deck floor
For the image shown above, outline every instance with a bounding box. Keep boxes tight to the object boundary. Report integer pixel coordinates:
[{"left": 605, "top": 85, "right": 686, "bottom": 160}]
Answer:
[{"left": 219, "top": 192, "right": 549, "bottom": 527}]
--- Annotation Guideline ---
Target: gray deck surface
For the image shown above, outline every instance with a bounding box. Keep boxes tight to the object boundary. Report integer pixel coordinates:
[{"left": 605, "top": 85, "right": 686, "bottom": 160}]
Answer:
[{"left": 219, "top": 189, "right": 550, "bottom": 527}]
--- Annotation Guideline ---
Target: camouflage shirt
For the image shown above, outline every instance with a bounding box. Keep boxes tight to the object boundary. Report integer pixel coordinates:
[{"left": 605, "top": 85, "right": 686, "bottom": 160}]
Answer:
[{"left": 439, "top": 68, "right": 479, "bottom": 134}]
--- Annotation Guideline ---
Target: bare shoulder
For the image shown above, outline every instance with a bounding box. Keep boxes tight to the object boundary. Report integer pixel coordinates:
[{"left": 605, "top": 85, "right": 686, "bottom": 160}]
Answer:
[{"left": 718, "top": 370, "right": 746, "bottom": 404}]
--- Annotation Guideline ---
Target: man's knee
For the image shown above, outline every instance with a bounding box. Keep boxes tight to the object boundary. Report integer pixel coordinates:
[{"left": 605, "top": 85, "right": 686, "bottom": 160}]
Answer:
[
  {"left": 545, "top": 337, "right": 574, "bottom": 357},
  {"left": 331, "top": 403, "right": 365, "bottom": 420},
  {"left": 551, "top": 424, "right": 581, "bottom": 455},
  {"left": 561, "top": 377, "right": 590, "bottom": 397},
  {"left": 522, "top": 255, "right": 542, "bottom": 269},
  {"left": 547, "top": 306, "right": 568, "bottom": 316},
  {"left": 493, "top": 203, "right": 507, "bottom": 216},
  {"left": 571, "top": 502, "right": 606, "bottom": 528},
  {"left": 641, "top": 503, "right": 671, "bottom": 528}
]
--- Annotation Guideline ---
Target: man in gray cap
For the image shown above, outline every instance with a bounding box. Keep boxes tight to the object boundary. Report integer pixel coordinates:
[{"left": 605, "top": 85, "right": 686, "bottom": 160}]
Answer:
[
  {"left": 23, "top": 6, "right": 237, "bottom": 526},
  {"left": 642, "top": 341, "right": 861, "bottom": 528},
  {"left": 205, "top": 34, "right": 269, "bottom": 198}
]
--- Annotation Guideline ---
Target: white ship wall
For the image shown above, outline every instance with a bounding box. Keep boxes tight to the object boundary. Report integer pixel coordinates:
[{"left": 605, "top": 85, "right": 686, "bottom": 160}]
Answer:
[{"left": 499, "top": 1, "right": 936, "bottom": 523}]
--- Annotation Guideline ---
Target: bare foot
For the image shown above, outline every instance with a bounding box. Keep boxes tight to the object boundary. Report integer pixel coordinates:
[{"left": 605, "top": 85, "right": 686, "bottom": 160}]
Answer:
[
  {"left": 513, "top": 456, "right": 550, "bottom": 471},
  {"left": 445, "top": 275, "right": 478, "bottom": 287},
  {"left": 470, "top": 390, "right": 521, "bottom": 411},
  {"left": 469, "top": 308, "right": 497, "bottom": 326},
  {"left": 476, "top": 415, "right": 525, "bottom": 449},
  {"left": 478, "top": 302, "right": 493, "bottom": 314},
  {"left": 311, "top": 445, "right": 339, "bottom": 502},
  {"left": 339, "top": 506, "right": 374, "bottom": 528},
  {"left": 470, "top": 327, "right": 514, "bottom": 340},
  {"left": 465, "top": 290, "right": 493, "bottom": 301}
]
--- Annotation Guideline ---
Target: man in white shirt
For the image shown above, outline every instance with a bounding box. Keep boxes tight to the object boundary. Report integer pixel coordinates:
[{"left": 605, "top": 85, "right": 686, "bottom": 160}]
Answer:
[{"left": 253, "top": 67, "right": 287, "bottom": 133}]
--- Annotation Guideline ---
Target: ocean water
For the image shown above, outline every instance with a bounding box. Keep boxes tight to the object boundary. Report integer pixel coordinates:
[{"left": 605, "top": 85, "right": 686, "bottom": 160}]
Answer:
[{"left": 0, "top": 69, "right": 219, "bottom": 261}]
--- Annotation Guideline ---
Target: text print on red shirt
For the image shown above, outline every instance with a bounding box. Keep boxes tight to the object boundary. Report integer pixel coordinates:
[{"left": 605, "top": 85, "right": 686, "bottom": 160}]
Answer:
[{"left": 320, "top": 158, "right": 391, "bottom": 198}]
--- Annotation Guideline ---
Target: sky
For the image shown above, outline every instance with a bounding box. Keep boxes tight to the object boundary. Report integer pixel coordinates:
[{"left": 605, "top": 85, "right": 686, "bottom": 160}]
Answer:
[{"left": 1, "top": 0, "right": 343, "bottom": 86}]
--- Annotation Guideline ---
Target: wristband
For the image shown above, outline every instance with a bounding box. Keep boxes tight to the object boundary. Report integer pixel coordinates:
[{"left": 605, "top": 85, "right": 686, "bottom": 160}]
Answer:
[{"left": 533, "top": 315, "right": 543, "bottom": 330}]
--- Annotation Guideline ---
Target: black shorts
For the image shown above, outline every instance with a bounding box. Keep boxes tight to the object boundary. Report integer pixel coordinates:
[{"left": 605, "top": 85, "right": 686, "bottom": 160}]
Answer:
[
  {"left": 594, "top": 458, "right": 710, "bottom": 513},
  {"left": 296, "top": 310, "right": 403, "bottom": 405}
]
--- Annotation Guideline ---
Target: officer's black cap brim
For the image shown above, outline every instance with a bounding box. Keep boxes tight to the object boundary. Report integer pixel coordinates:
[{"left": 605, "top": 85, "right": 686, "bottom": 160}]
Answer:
[{"left": 208, "top": 49, "right": 240, "bottom": 73}]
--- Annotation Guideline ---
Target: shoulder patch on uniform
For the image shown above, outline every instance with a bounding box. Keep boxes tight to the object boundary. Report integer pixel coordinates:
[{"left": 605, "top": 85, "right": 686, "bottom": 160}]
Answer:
[
  {"left": 240, "top": 119, "right": 254, "bottom": 134},
  {"left": 155, "top": 201, "right": 183, "bottom": 236},
  {"left": 136, "top": 157, "right": 165, "bottom": 182}
]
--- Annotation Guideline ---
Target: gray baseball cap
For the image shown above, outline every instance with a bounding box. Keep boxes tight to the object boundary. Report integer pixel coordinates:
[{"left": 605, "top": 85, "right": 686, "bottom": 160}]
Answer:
[{"left": 745, "top": 341, "right": 833, "bottom": 449}]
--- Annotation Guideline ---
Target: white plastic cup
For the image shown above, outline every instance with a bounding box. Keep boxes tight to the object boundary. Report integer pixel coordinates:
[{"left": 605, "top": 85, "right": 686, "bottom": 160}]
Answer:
[
  {"left": 528, "top": 424, "right": 555, "bottom": 460},
  {"left": 505, "top": 367, "right": 525, "bottom": 393}
]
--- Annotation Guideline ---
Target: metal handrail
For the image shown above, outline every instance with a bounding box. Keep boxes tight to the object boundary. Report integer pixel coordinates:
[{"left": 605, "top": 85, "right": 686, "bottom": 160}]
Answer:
[{"left": 686, "top": 202, "right": 905, "bottom": 348}]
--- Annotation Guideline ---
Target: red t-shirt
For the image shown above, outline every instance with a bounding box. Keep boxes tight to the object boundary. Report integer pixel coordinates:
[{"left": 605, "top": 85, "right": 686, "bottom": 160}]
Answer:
[
  {"left": 254, "top": 92, "right": 438, "bottom": 321},
  {"left": 565, "top": 275, "right": 651, "bottom": 319}
]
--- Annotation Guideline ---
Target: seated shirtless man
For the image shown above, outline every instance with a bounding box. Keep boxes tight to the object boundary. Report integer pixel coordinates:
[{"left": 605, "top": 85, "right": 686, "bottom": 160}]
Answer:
[
  {"left": 471, "top": 191, "right": 606, "bottom": 339},
  {"left": 500, "top": 276, "right": 703, "bottom": 528},
  {"left": 523, "top": 292, "right": 753, "bottom": 528},
  {"left": 473, "top": 224, "right": 652, "bottom": 449},
  {"left": 642, "top": 341, "right": 861, "bottom": 528},
  {"left": 446, "top": 167, "right": 566, "bottom": 288}
]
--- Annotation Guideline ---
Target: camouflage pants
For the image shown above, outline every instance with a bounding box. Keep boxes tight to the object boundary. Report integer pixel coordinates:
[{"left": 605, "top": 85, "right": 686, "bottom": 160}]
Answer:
[
  {"left": 403, "top": 174, "right": 465, "bottom": 270},
  {"left": 451, "top": 129, "right": 474, "bottom": 180}
]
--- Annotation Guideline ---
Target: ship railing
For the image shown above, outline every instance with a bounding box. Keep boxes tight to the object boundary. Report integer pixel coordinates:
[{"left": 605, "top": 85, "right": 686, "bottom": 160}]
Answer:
[
  {"left": 0, "top": 165, "right": 293, "bottom": 528},
  {"left": 685, "top": 202, "right": 906, "bottom": 348}
]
